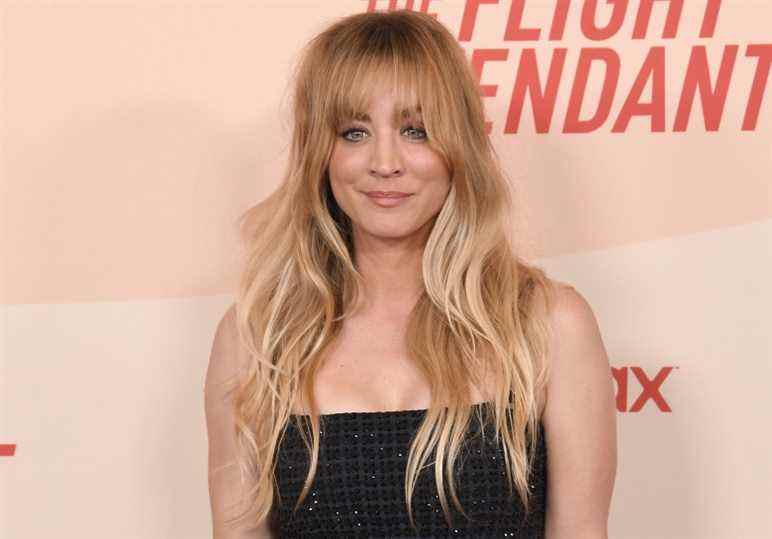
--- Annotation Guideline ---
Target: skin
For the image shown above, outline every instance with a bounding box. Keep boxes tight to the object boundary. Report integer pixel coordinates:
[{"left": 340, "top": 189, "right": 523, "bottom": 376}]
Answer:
[
  {"left": 307, "top": 87, "right": 454, "bottom": 413},
  {"left": 328, "top": 87, "right": 451, "bottom": 315},
  {"left": 536, "top": 284, "right": 617, "bottom": 538},
  {"left": 205, "top": 86, "right": 616, "bottom": 538},
  {"left": 325, "top": 86, "right": 617, "bottom": 536},
  {"left": 328, "top": 87, "right": 617, "bottom": 537}
]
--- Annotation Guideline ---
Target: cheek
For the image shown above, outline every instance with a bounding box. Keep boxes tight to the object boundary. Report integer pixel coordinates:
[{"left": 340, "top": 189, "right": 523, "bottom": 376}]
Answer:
[
  {"left": 428, "top": 182, "right": 451, "bottom": 213},
  {"left": 419, "top": 160, "right": 452, "bottom": 199},
  {"left": 413, "top": 148, "right": 450, "bottom": 182},
  {"left": 327, "top": 152, "right": 357, "bottom": 205},
  {"left": 328, "top": 156, "right": 361, "bottom": 199},
  {"left": 327, "top": 170, "right": 358, "bottom": 218}
]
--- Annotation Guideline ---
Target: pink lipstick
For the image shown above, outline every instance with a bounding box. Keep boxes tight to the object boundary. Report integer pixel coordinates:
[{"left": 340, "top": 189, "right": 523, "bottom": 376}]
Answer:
[{"left": 364, "top": 191, "right": 413, "bottom": 208}]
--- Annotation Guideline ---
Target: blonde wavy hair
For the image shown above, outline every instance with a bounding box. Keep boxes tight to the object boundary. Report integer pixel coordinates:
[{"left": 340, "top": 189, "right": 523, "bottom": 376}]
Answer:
[{"left": 227, "top": 8, "right": 557, "bottom": 534}]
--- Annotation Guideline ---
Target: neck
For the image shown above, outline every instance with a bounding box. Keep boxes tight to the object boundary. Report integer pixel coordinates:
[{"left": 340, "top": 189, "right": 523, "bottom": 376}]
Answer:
[{"left": 351, "top": 232, "right": 426, "bottom": 315}]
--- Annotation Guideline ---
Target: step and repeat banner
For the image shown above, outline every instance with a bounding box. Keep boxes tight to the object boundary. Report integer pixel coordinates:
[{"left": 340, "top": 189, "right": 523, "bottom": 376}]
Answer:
[{"left": 2, "top": 1, "right": 770, "bottom": 537}]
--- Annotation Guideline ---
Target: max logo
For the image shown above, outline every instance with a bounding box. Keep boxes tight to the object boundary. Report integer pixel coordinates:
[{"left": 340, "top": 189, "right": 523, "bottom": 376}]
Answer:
[
  {"left": 0, "top": 444, "right": 16, "bottom": 457},
  {"left": 612, "top": 366, "right": 675, "bottom": 413}
]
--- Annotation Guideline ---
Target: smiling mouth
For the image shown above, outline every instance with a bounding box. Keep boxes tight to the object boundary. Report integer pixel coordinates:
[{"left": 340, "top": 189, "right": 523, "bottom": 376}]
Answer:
[
  {"left": 363, "top": 191, "right": 413, "bottom": 207},
  {"left": 365, "top": 191, "right": 412, "bottom": 198}
]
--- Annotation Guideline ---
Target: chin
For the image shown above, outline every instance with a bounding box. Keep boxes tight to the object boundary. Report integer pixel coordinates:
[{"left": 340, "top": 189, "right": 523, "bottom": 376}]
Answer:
[{"left": 363, "top": 226, "right": 414, "bottom": 240}]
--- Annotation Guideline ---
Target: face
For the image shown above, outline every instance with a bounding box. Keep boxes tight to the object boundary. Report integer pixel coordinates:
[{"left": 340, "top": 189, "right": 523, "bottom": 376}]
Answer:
[{"left": 327, "top": 88, "right": 451, "bottom": 246}]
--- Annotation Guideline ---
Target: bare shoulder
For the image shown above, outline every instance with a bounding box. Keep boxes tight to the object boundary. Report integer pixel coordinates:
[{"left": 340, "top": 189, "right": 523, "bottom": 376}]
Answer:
[
  {"left": 548, "top": 281, "right": 604, "bottom": 346},
  {"left": 542, "top": 279, "right": 613, "bottom": 409},
  {"left": 545, "top": 282, "right": 615, "bottom": 412},
  {"left": 540, "top": 280, "right": 618, "bottom": 537}
]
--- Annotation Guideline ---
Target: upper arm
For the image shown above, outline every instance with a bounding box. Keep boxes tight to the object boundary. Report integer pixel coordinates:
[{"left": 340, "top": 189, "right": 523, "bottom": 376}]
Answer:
[
  {"left": 205, "top": 304, "right": 272, "bottom": 538},
  {"left": 542, "top": 284, "right": 618, "bottom": 539}
]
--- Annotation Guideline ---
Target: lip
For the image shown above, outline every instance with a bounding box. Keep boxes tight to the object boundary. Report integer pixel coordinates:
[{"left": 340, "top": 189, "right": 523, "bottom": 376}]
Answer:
[
  {"left": 365, "top": 191, "right": 412, "bottom": 198},
  {"left": 364, "top": 191, "right": 413, "bottom": 208}
]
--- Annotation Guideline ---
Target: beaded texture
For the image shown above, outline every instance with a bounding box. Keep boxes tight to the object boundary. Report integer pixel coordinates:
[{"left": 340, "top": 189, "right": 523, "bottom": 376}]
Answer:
[{"left": 269, "top": 403, "right": 547, "bottom": 538}]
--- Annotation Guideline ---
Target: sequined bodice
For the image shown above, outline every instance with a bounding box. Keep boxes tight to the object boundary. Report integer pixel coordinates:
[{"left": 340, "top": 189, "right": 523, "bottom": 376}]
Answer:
[{"left": 269, "top": 402, "right": 548, "bottom": 538}]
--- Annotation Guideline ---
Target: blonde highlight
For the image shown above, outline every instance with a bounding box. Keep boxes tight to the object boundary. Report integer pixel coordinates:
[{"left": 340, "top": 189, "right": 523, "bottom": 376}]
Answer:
[{"left": 224, "top": 9, "right": 557, "bottom": 534}]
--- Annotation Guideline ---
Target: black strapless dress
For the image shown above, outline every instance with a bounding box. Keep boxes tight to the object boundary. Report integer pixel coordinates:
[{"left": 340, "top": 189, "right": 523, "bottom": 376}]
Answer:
[{"left": 269, "top": 402, "right": 547, "bottom": 538}]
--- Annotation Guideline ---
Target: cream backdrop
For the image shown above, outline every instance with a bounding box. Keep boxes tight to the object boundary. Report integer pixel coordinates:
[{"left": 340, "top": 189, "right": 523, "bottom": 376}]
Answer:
[{"left": 1, "top": 1, "right": 770, "bottom": 538}]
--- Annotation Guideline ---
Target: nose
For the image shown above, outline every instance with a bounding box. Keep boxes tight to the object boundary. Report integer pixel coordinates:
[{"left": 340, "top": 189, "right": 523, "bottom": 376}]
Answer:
[{"left": 369, "top": 131, "right": 403, "bottom": 179}]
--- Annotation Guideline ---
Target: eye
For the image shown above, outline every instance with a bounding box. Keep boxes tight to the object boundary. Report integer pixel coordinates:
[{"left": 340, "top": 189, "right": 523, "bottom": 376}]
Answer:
[
  {"left": 402, "top": 125, "right": 428, "bottom": 140},
  {"left": 338, "top": 125, "right": 428, "bottom": 142},
  {"left": 340, "top": 127, "right": 367, "bottom": 142}
]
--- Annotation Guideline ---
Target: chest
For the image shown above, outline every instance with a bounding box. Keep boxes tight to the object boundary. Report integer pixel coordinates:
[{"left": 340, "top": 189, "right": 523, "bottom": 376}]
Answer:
[
  {"left": 295, "top": 311, "right": 544, "bottom": 419},
  {"left": 305, "top": 311, "right": 437, "bottom": 414}
]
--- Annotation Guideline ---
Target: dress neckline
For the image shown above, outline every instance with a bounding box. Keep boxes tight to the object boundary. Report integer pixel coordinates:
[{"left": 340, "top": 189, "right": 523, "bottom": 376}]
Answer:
[{"left": 290, "top": 399, "right": 495, "bottom": 419}]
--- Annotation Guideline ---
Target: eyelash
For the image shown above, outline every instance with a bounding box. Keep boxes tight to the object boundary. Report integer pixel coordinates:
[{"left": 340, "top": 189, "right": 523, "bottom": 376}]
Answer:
[{"left": 339, "top": 125, "right": 428, "bottom": 142}]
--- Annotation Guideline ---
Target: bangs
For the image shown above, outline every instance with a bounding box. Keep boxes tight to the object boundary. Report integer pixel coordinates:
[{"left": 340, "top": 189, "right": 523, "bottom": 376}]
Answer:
[{"left": 327, "top": 51, "right": 426, "bottom": 131}]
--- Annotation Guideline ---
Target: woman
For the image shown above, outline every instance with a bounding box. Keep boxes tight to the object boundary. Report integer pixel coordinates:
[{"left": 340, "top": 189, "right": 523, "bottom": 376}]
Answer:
[{"left": 205, "top": 9, "right": 617, "bottom": 538}]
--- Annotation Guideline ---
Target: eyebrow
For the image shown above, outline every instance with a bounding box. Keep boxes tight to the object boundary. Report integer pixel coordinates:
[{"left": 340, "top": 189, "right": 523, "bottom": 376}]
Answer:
[{"left": 351, "top": 106, "right": 423, "bottom": 124}]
